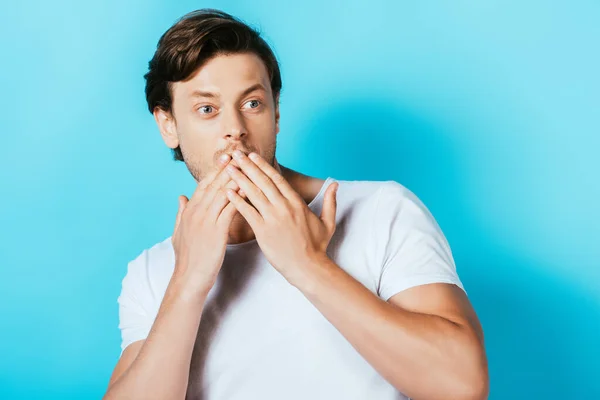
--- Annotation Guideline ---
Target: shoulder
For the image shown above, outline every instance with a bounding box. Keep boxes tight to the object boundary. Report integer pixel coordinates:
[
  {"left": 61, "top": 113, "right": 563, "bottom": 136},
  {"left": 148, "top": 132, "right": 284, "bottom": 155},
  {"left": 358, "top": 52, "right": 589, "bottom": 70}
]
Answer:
[
  {"left": 128, "top": 236, "right": 173, "bottom": 267},
  {"left": 369, "top": 180, "right": 438, "bottom": 225},
  {"left": 123, "top": 236, "right": 175, "bottom": 285},
  {"left": 334, "top": 178, "right": 419, "bottom": 214},
  {"left": 343, "top": 179, "right": 446, "bottom": 248},
  {"left": 334, "top": 178, "right": 403, "bottom": 202}
]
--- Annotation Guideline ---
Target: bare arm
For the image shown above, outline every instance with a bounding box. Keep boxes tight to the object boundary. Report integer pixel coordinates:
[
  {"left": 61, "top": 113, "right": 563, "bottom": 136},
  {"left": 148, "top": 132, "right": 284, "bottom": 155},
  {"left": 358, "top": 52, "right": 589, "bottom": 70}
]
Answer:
[
  {"left": 103, "top": 276, "right": 207, "bottom": 400},
  {"left": 217, "top": 151, "right": 487, "bottom": 398},
  {"left": 297, "top": 255, "right": 489, "bottom": 400},
  {"left": 104, "top": 154, "right": 243, "bottom": 399}
]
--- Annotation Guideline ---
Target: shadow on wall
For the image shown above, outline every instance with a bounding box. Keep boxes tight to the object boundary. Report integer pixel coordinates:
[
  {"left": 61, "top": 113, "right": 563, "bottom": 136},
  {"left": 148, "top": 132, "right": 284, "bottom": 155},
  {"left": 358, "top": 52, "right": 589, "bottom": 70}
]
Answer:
[{"left": 292, "top": 97, "right": 600, "bottom": 399}]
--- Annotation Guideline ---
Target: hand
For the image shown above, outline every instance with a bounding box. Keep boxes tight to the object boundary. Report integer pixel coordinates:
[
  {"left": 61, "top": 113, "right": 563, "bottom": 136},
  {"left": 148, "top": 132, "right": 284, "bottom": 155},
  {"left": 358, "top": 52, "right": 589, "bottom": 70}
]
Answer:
[
  {"left": 170, "top": 154, "right": 244, "bottom": 297},
  {"left": 223, "top": 150, "right": 339, "bottom": 286}
]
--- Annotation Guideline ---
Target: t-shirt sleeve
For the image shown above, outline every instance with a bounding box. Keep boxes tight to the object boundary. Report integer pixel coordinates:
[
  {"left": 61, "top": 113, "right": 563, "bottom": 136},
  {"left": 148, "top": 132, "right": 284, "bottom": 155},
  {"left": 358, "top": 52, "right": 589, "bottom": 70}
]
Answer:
[
  {"left": 374, "top": 181, "right": 465, "bottom": 301},
  {"left": 117, "top": 249, "right": 155, "bottom": 356}
]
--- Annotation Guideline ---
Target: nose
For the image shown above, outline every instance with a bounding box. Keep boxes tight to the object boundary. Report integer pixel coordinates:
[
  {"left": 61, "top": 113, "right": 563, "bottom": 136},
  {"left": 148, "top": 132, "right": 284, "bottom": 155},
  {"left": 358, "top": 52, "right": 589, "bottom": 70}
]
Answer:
[{"left": 223, "top": 107, "right": 247, "bottom": 142}]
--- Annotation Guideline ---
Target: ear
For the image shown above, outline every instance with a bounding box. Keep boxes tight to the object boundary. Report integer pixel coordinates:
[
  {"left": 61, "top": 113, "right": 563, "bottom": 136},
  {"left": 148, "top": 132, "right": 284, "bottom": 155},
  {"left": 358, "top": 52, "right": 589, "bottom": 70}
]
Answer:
[
  {"left": 153, "top": 107, "right": 179, "bottom": 149},
  {"left": 274, "top": 93, "right": 280, "bottom": 135}
]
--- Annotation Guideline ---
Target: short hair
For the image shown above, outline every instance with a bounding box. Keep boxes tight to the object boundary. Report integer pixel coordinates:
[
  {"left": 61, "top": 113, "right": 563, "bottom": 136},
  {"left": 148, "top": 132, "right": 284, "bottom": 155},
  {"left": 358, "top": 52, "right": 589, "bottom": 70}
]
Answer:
[{"left": 144, "top": 9, "right": 282, "bottom": 161}]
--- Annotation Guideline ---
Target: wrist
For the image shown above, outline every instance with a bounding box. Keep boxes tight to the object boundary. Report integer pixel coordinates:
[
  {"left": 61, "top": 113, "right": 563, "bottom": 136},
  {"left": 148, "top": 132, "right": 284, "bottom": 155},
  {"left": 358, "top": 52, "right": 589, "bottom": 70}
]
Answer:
[
  {"left": 169, "top": 268, "right": 213, "bottom": 304},
  {"left": 288, "top": 252, "right": 333, "bottom": 292}
]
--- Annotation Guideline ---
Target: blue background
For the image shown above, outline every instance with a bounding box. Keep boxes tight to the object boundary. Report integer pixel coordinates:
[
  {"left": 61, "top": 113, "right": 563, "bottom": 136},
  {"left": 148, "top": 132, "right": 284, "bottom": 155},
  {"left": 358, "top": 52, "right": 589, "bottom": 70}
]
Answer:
[{"left": 1, "top": 1, "right": 598, "bottom": 398}]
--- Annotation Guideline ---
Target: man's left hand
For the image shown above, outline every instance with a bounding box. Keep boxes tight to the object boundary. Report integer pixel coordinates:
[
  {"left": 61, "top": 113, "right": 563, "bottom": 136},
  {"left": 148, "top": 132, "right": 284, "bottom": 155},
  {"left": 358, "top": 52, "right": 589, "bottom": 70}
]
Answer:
[{"left": 224, "top": 150, "right": 339, "bottom": 285}]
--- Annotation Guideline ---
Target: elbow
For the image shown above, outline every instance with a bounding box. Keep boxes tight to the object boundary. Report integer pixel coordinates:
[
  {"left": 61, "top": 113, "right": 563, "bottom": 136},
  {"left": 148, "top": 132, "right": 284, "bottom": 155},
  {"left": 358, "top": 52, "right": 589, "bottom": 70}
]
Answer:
[
  {"left": 463, "top": 329, "right": 489, "bottom": 400},
  {"left": 465, "top": 372, "right": 489, "bottom": 400},
  {"left": 462, "top": 351, "right": 489, "bottom": 400},
  {"left": 449, "top": 367, "right": 488, "bottom": 400},
  {"left": 453, "top": 337, "right": 489, "bottom": 400}
]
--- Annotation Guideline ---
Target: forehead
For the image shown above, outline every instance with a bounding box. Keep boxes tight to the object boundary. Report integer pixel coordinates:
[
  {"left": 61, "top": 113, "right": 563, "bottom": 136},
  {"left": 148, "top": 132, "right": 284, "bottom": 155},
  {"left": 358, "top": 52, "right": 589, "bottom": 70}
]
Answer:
[{"left": 175, "top": 52, "right": 271, "bottom": 98}]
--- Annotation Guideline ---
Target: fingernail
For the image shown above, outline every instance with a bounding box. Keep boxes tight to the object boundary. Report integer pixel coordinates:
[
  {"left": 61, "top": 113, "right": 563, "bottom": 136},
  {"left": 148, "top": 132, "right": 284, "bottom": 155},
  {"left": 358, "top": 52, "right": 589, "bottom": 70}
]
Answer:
[
  {"left": 219, "top": 154, "right": 231, "bottom": 163},
  {"left": 232, "top": 150, "right": 243, "bottom": 159}
]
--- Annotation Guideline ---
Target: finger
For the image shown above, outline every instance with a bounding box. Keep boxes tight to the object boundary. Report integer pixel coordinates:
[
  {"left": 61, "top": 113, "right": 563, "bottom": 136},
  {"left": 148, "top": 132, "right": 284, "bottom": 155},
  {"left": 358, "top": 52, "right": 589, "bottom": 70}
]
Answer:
[
  {"left": 247, "top": 152, "right": 302, "bottom": 203},
  {"left": 230, "top": 150, "right": 285, "bottom": 206},
  {"left": 193, "top": 154, "right": 233, "bottom": 197},
  {"left": 224, "top": 179, "right": 240, "bottom": 192},
  {"left": 225, "top": 163, "right": 270, "bottom": 216},
  {"left": 204, "top": 187, "right": 229, "bottom": 220},
  {"left": 216, "top": 200, "right": 239, "bottom": 229},
  {"left": 225, "top": 188, "right": 262, "bottom": 227},
  {"left": 320, "top": 182, "right": 339, "bottom": 234},
  {"left": 173, "top": 195, "right": 189, "bottom": 237},
  {"left": 199, "top": 166, "right": 244, "bottom": 213},
  {"left": 205, "top": 176, "right": 245, "bottom": 221},
  {"left": 194, "top": 157, "right": 237, "bottom": 209}
]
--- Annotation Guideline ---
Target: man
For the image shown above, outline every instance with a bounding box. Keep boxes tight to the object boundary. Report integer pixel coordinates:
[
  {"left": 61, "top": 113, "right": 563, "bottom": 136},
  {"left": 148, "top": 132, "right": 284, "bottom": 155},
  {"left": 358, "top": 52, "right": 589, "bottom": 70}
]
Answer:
[{"left": 104, "top": 8, "right": 488, "bottom": 400}]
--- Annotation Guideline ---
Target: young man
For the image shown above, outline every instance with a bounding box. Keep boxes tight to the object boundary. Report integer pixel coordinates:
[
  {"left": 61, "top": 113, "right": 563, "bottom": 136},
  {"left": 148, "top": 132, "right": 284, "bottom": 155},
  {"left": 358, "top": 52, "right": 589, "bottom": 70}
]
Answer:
[{"left": 104, "top": 8, "right": 488, "bottom": 400}]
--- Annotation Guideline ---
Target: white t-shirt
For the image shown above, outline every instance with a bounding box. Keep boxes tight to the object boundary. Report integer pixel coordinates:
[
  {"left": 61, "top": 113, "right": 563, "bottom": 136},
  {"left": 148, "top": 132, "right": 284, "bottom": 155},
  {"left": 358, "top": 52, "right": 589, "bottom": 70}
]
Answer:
[{"left": 117, "top": 177, "right": 465, "bottom": 400}]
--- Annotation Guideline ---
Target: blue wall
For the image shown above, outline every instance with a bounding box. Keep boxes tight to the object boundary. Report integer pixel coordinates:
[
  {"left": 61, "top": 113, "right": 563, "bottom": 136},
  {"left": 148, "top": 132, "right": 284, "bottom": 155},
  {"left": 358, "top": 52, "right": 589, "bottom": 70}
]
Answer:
[{"left": 1, "top": 1, "right": 598, "bottom": 398}]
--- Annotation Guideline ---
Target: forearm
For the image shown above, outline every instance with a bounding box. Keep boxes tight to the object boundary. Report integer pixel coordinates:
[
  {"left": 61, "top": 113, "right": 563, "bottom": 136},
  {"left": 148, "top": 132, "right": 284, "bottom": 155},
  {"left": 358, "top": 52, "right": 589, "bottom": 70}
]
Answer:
[
  {"left": 104, "top": 272, "right": 208, "bottom": 400},
  {"left": 295, "top": 256, "right": 488, "bottom": 400}
]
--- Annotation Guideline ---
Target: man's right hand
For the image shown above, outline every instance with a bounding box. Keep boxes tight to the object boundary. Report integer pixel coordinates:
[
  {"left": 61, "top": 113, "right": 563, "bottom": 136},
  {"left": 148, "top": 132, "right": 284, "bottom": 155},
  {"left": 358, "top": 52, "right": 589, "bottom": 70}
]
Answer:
[{"left": 170, "top": 154, "right": 242, "bottom": 298}]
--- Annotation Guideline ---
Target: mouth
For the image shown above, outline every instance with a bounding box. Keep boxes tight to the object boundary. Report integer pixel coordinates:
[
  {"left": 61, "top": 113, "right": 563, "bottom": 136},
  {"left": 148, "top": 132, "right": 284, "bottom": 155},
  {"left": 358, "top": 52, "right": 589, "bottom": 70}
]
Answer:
[
  {"left": 223, "top": 148, "right": 253, "bottom": 161},
  {"left": 230, "top": 148, "right": 250, "bottom": 155},
  {"left": 216, "top": 144, "right": 258, "bottom": 167},
  {"left": 216, "top": 152, "right": 241, "bottom": 168}
]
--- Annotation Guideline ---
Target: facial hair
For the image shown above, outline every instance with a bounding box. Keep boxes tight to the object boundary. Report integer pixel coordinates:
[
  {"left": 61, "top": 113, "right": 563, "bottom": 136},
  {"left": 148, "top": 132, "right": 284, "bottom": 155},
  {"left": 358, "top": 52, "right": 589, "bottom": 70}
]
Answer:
[{"left": 180, "top": 137, "right": 277, "bottom": 183}]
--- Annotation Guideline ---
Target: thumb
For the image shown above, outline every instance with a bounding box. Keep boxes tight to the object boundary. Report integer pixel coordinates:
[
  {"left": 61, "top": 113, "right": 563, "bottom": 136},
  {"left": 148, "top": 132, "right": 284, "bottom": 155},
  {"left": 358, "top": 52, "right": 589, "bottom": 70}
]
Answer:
[
  {"left": 174, "top": 195, "right": 189, "bottom": 233},
  {"left": 320, "top": 182, "right": 338, "bottom": 234}
]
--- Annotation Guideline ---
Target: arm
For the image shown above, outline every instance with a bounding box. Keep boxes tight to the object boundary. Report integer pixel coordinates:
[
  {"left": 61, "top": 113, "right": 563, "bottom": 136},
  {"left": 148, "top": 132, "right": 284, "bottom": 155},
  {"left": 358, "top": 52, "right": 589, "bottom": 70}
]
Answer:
[
  {"left": 103, "top": 273, "right": 207, "bottom": 400},
  {"left": 296, "top": 255, "right": 489, "bottom": 400},
  {"left": 104, "top": 154, "right": 243, "bottom": 399},
  {"left": 220, "top": 152, "right": 487, "bottom": 398}
]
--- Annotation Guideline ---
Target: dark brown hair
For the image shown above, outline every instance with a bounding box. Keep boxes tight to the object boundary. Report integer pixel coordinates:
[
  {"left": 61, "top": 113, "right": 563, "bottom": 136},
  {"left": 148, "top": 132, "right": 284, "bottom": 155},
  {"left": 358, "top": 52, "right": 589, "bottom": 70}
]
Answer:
[{"left": 144, "top": 9, "right": 283, "bottom": 161}]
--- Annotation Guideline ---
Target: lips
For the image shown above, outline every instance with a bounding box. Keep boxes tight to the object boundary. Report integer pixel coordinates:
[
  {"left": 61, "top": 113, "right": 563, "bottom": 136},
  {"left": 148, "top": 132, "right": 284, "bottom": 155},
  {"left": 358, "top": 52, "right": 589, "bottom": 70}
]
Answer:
[
  {"left": 229, "top": 148, "right": 249, "bottom": 155},
  {"left": 216, "top": 146, "right": 256, "bottom": 166}
]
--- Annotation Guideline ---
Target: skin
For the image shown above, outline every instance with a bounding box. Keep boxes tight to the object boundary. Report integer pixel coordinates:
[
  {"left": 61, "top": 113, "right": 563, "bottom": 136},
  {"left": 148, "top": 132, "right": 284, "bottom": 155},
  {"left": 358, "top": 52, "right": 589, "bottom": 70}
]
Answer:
[
  {"left": 153, "top": 52, "right": 326, "bottom": 245},
  {"left": 104, "top": 52, "right": 488, "bottom": 400}
]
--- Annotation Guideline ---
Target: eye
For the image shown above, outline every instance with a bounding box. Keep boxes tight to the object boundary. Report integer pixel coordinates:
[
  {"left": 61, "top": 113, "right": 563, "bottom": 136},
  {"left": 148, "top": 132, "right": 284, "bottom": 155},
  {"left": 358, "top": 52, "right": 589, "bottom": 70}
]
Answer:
[
  {"left": 244, "top": 99, "right": 262, "bottom": 109},
  {"left": 198, "top": 105, "right": 214, "bottom": 114}
]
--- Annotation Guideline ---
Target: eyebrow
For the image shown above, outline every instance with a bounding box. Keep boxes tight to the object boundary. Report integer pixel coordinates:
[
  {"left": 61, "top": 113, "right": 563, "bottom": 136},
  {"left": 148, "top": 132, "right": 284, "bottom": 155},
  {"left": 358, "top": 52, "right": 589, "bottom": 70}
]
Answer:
[{"left": 189, "top": 83, "right": 267, "bottom": 100}]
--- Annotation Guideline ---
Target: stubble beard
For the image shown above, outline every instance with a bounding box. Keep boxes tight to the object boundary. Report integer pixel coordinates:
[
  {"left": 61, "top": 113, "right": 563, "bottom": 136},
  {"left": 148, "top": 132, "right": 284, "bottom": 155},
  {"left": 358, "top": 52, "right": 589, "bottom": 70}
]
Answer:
[{"left": 181, "top": 139, "right": 278, "bottom": 184}]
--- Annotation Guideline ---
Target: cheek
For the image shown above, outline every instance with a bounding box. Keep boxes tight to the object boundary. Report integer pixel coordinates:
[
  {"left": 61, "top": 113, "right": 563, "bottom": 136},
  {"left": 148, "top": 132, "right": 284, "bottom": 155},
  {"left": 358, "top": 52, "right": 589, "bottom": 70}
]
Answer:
[
  {"left": 177, "top": 131, "right": 215, "bottom": 165},
  {"left": 247, "top": 114, "right": 277, "bottom": 138},
  {"left": 178, "top": 120, "right": 217, "bottom": 149}
]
